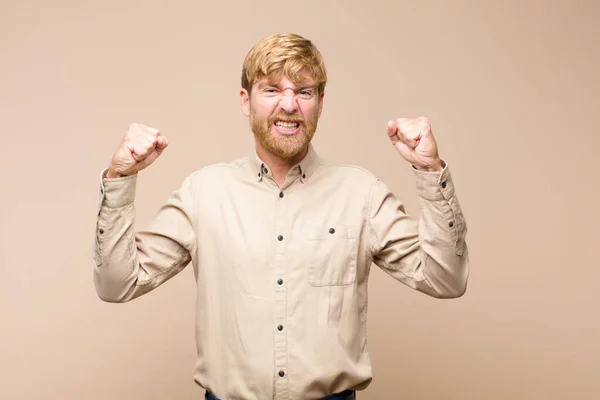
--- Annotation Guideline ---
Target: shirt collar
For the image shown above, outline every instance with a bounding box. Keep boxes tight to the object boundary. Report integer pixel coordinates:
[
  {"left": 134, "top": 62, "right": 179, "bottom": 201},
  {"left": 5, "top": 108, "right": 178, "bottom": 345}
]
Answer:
[{"left": 251, "top": 143, "right": 321, "bottom": 184}]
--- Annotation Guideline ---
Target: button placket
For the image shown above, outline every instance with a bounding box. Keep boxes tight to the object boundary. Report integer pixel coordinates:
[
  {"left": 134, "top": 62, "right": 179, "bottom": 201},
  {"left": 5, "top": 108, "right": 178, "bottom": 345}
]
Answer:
[{"left": 273, "top": 190, "right": 289, "bottom": 398}]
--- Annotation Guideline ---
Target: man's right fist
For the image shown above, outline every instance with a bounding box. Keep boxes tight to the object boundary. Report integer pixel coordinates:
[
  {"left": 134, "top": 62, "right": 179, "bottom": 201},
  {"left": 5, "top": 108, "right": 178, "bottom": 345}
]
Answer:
[{"left": 106, "top": 123, "right": 168, "bottom": 178}]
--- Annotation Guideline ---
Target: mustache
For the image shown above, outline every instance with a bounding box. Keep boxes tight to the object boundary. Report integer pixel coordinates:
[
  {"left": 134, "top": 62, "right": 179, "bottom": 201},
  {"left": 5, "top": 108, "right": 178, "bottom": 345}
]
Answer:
[{"left": 267, "top": 112, "right": 305, "bottom": 125}]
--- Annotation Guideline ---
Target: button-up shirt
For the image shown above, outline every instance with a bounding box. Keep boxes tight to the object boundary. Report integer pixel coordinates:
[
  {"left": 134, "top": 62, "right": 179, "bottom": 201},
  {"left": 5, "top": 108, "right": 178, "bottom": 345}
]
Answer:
[{"left": 93, "top": 144, "right": 469, "bottom": 400}]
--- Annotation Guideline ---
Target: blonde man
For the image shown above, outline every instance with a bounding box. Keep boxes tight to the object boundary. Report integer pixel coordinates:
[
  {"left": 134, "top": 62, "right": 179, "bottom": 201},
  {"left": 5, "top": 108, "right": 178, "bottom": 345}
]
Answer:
[{"left": 94, "top": 33, "right": 470, "bottom": 400}]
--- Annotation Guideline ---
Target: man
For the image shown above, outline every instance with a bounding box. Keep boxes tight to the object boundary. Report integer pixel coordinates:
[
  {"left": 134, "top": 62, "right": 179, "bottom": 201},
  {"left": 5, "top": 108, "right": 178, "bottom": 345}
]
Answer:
[{"left": 93, "top": 33, "right": 469, "bottom": 400}]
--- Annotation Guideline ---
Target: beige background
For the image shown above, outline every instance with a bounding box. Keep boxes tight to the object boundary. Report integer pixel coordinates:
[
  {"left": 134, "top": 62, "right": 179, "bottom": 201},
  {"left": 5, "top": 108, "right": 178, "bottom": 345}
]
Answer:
[{"left": 1, "top": 0, "right": 599, "bottom": 399}]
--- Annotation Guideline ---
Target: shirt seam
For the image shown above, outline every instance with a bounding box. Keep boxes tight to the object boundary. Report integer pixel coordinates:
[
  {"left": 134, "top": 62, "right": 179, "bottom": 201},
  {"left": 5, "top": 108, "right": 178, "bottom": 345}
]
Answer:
[
  {"left": 188, "top": 175, "right": 199, "bottom": 256},
  {"left": 365, "top": 179, "right": 379, "bottom": 257}
]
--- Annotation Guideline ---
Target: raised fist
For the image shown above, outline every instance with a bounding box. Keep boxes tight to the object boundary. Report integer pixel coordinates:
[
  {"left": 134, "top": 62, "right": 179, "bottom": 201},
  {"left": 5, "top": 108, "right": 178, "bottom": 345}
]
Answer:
[
  {"left": 106, "top": 123, "right": 168, "bottom": 178},
  {"left": 387, "top": 116, "right": 443, "bottom": 172}
]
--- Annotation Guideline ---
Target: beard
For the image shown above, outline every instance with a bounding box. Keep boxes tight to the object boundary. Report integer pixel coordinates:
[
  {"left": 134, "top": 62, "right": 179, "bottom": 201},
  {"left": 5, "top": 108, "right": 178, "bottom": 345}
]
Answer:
[{"left": 250, "top": 106, "right": 318, "bottom": 160}]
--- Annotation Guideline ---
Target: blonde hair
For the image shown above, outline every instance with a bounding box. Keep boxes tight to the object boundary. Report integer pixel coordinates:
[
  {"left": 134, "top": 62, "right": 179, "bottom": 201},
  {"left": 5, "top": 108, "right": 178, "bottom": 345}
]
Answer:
[{"left": 241, "top": 33, "right": 327, "bottom": 95}]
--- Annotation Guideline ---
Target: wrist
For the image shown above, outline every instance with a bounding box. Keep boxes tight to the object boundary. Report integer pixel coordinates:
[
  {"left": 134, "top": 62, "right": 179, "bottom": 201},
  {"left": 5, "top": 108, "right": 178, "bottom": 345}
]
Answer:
[
  {"left": 105, "top": 167, "right": 123, "bottom": 179},
  {"left": 414, "top": 158, "right": 444, "bottom": 172}
]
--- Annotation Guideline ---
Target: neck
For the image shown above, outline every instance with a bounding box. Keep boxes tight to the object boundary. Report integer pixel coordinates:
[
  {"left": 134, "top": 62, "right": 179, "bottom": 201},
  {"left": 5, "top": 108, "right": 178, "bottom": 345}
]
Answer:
[{"left": 256, "top": 144, "right": 308, "bottom": 187}]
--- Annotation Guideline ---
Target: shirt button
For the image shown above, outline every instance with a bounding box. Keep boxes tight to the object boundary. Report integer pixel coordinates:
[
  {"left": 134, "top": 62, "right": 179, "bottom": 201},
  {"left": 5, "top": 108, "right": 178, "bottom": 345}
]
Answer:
[
  {"left": 99, "top": 228, "right": 104, "bottom": 234},
  {"left": 277, "top": 325, "right": 283, "bottom": 331},
  {"left": 257, "top": 172, "right": 261, "bottom": 177},
  {"left": 277, "top": 235, "right": 283, "bottom": 241},
  {"left": 279, "top": 192, "right": 284, "bottom": 198},
  {"left": 442, "top": 181, "right": 447, "bottom": 188},
  {"left": 449, "top": 222, "right": 454, "bottom": 227},
  {"left": 278, "top": 370, "right": 285, "bottom": 377},
  {"left": 277, "top": 279, "right": 283, "bottom": 285},
  {"left": 329, "top": 228, "right": 335, "bottom": 234},
  {"left": 263, "top": 167, "right": 268, "bottom": 174},
  {"left": 302, "top": 173, "right": 306, "bottom": 179}
]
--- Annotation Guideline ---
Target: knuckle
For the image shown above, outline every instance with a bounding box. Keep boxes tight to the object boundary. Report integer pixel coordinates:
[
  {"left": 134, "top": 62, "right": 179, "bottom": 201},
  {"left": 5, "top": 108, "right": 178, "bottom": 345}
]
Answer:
[
  {"left": 124, "top": 134, "right": 136, "bottom": 144},
  {"left": 142, "top": 128, "right": 159, "bottom": 140}
]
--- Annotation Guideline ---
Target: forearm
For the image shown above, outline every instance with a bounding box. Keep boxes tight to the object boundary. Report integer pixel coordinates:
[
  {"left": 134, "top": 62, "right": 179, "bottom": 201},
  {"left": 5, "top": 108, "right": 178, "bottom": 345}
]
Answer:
[
  {"left": 415, "top": 205, "right": 469, "bottom": 298},
  {"left": 93, "top": 171, "right": 145, "bottom": 302},
  {"left": 413, "top": 164, "right": 469, "bottom": 297}
]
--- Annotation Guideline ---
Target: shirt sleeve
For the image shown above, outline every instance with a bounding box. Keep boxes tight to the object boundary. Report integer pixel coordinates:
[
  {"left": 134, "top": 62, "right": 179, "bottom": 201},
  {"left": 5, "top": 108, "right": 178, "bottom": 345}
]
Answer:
[
  {"left": 92, "top": 169, "right": 197, "bottom": 302},
  {"left": 367, "top": 161, "right": 470, "bottom": 298}
]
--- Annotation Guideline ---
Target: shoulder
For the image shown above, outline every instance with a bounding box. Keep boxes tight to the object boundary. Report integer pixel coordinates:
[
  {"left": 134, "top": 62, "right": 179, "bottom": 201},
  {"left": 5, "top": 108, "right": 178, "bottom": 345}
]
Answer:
[
  {"left": 316, "top": 158, "right": 380, "bottom": 187},
  {"left": 185, "top": 155, "right": 250, "bottom": 184}
]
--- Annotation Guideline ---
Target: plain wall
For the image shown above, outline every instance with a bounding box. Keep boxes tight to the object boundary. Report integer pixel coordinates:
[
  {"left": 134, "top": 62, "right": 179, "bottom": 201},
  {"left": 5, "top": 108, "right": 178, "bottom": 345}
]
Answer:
[{"left": 1, "top": 0, "right": 599, "bottom": 398}]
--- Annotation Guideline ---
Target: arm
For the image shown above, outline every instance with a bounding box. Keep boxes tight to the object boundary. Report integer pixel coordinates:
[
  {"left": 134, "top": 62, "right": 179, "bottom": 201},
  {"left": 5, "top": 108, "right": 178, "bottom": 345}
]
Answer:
[
  {"left": 368, "top": 161, "right": 469, "bottom": 298},
  {"left": 93, "top": 170, "right": 196, "bottom": 303},
  {"left": 92, "top": 122, "right": 195, "bottom": 303},
  {"left": 368, "top": 116, "right": 470, "bottom": 298}
]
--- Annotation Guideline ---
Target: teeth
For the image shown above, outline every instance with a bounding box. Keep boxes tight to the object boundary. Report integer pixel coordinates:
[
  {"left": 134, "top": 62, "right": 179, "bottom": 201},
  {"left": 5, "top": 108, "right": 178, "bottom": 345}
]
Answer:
[{"left": 275, "top": 121, "right": 299, "bottom": 129}]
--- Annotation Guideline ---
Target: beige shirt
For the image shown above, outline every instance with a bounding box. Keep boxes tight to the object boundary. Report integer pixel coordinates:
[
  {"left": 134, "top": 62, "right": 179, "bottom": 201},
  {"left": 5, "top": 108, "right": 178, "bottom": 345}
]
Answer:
[{"left": 93, "top": 144, "right": 469, "bottom": 400}]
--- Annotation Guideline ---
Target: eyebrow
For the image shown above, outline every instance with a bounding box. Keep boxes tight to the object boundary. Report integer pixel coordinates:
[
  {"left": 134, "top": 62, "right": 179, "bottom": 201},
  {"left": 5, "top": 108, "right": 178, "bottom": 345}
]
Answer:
[
  {"left": 296, "top": 85, "right": 317, "bottom": 91},
  {"left": 258, "top": 82, "right": 317, "bottom": 91}
]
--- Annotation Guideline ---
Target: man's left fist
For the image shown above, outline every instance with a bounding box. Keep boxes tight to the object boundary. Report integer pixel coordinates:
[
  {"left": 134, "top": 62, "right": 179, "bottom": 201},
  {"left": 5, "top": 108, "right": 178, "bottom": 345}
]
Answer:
[{"left": 387, "top": 116, "right": 444, "bottom": 172}]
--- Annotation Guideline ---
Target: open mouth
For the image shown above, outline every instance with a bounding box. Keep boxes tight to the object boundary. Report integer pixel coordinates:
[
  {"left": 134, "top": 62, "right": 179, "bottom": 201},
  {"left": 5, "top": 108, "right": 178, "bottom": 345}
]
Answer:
[{"left": 273, "top": 120, "right": 301, "bottom": 136}]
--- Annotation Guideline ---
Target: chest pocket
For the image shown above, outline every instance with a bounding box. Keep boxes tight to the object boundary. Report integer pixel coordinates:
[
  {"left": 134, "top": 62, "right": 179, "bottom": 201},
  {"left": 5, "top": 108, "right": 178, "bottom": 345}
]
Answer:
[{"left": 305, "top": 222, "right": 358, "bottom": 286}]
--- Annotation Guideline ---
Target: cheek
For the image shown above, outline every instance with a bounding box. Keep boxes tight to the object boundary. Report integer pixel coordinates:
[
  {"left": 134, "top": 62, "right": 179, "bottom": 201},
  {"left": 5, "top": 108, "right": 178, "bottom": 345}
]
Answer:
[
  {"left": 300, "top": 103, "right": 320, "bottom": 119},
  {"left": 254, "top": 108, "right": 275, "bottom": 123},
  {"left": 251, "top": 97, "right": 278, "bottom": 115}
]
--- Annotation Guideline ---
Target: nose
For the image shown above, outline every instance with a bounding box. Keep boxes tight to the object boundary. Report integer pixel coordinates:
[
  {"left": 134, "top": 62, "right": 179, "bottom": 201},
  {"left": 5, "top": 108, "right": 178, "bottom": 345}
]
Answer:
[{"left": 278, "top": 89, "right": 299, "bottom": 113}]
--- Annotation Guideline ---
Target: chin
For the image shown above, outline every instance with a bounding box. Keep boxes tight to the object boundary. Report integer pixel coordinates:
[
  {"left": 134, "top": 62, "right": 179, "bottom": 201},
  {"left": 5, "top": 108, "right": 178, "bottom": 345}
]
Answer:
[
  {"left": 269, "top": 146, "right": 302, "bottom": 160},
  {"left": 267, "top": 139, "right": 307, "bottom": 160},
  {"left": 252, "top": 123, "right": 313, "bottom": 160}
]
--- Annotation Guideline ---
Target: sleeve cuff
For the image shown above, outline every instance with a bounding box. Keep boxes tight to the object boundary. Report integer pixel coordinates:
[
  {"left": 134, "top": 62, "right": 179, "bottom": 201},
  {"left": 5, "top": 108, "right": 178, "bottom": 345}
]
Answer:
[
  {"left": 99, "top": 168, "right": 138, "bottom": 208},
  {"left": 413, "top": 159, "right": 455, "bottom": 201}
]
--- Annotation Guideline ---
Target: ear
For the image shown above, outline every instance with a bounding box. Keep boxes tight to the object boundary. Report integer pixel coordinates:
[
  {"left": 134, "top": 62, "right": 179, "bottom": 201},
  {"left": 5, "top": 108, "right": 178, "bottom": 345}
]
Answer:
[
  {"left": 240, "top": 88, "right": 250, "bottom": 117},
  {"left": 317, "top": 91, "right": 325, "bottom": 118}
]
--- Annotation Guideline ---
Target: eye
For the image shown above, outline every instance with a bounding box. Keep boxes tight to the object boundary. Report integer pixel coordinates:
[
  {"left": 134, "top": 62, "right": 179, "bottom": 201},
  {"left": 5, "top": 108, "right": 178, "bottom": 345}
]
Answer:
[
  {"left": 262, "top": 88, "right": 278, "bottom": 97},
  {"left": 299, "top": 90, "right": 314, "bottom": 99}
]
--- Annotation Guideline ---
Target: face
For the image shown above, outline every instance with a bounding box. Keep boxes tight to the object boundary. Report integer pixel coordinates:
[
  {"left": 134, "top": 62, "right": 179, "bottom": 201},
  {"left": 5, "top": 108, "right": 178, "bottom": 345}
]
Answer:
[{"left": 240, "top": 72, "right": 324, "bottom": 160}]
